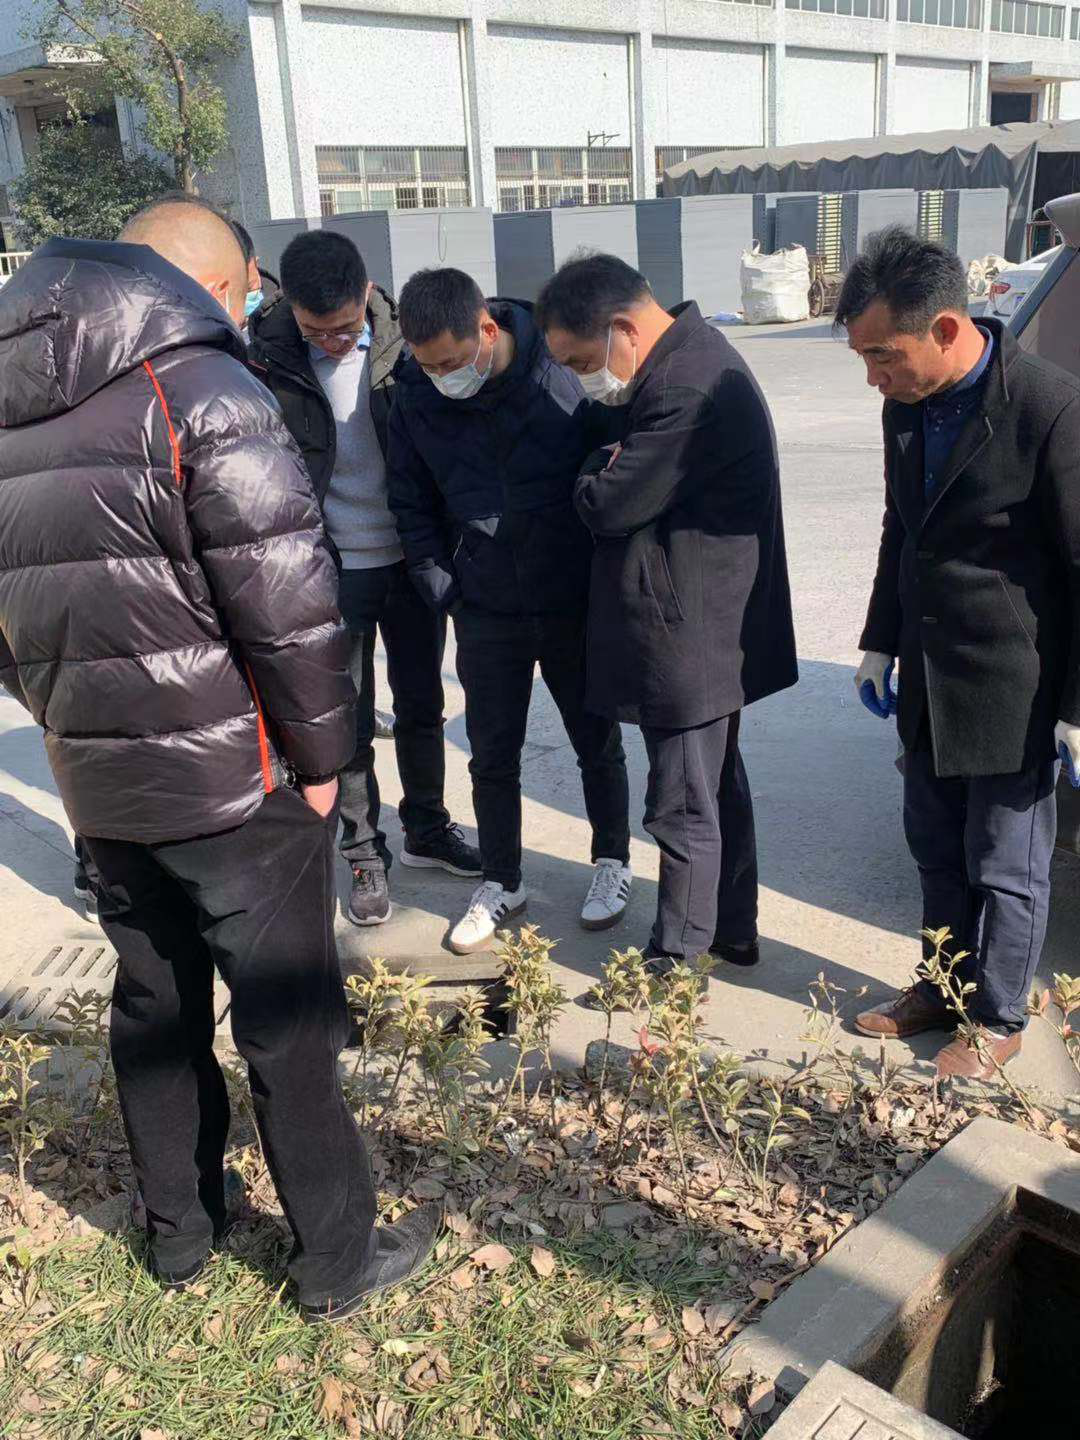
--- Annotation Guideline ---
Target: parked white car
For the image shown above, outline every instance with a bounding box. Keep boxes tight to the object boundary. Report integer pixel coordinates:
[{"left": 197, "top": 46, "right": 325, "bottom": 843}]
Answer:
[{"left": 988, "top": 246, "right": 1062, "bottom": 318}]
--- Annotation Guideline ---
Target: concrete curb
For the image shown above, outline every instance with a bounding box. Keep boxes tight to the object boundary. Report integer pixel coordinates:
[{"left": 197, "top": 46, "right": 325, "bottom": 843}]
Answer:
[{"left": 723, "top": 1114, "right": 1080, "bottom": 1400}]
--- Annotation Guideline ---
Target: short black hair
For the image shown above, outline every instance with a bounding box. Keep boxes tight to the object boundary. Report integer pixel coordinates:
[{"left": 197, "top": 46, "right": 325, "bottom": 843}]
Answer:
[
  {"left": 834, "top": 226, "right": 968, "bottom": 335},
  {"left": 230, "top": 219, "right": 255, "bottom": 266},
  {"left": 280, "top": 230, "right": 367, "bottom": 315},
  {"left": 398, "top": 267, "right": 486, "bottom": 346},
  {"left": 536, "top": 252, "right": 651, "bottom": 339}
]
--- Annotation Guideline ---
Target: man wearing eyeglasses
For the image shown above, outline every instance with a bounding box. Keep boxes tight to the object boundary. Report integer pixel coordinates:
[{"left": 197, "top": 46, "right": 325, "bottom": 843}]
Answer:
[{"left": 250, "top": 231, "right": 480, "bottom": 928}]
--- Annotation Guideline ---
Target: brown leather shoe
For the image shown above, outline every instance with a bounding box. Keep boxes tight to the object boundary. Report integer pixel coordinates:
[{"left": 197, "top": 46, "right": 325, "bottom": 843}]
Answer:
[
  {"left": 935, "top": 1028, "right": 1022, "bottom": 1081},
  {"left": 854, "top": 985, "right": 956, "bottom": 1039}
]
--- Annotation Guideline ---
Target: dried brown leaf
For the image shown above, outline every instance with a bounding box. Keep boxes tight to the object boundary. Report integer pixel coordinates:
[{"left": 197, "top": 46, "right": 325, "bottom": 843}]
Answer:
[
  {"left": 703, "top": 1301, "right": 741, "bottom": 1334},
  {"left": 680, "top": 1305, "right": 705, "bottom": 1337},
  {"left": 748, "top": 1379, "right": 777, "bottom": 1416},
  {"left": 374, "top": 1395, "right": 407, "bottom": 1435},
  {"left": 470, "top": 1242, "right": 514, "bottom": 1273},
  {"left": 719, "top": 1400, "right": 744, "bottom": 1428},
  {"left": 529, "top": 1246, "right": 556, "bottom": 1278},
  {"left": 449, "top": 1263, "right": 475, "bottom": 1291},
  {"left": 405, "top": 1355, "right": 438, "bottom": 1391},
  {"left": 412, "top": 1178, "right": 446, "bottom": 1200},
  {"left": 317, "top": 1377, "right": 344, "bottom": 1422}
]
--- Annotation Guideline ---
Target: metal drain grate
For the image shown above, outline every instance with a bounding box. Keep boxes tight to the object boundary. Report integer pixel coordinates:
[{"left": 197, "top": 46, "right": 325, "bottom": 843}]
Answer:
[
  {"left": 1, "top": 944, "right": 231, "bottom": 1033},
  {"left": 0, "top": 943, "right": 118, "bottom": 1028}
]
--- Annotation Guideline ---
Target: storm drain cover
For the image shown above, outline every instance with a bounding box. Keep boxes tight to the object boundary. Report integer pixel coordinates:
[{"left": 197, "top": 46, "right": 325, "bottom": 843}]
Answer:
[
  {"left": 766, "top": 1362, "right": 961, "bottom": 1440},
  {"left": 0, "top": 943, "right": 118, "bottom": 1029},
  {"left": 0, "top": 944, "right": 230, "bottom": 1033}
]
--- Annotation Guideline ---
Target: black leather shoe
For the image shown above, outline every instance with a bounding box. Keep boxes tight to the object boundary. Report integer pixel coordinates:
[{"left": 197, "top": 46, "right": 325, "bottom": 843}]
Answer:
[
  {"left": 643, "top": 949, "right": 680, "bottom": 980},
  {"left": 711, "top": 940, "right": 760, "bottom": 968},
  {"left": 401, "top": 824, "right": 482, "bottom": 879},
  {"left": 348, "top": 865, "right": 391, "bottom": 926},
  {"left": 153, "top": 1254, "right": 207, "bottom": 1293},
  {"left": 300, "top": 1203, "right": 442, "bottom": 1325}
]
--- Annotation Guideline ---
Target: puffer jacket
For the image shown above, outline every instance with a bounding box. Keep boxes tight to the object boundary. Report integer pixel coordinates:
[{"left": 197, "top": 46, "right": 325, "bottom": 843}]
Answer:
[
  {"left": 0, "top": 237, "right": 355, "bottom": 845},
  {"left": 386, "top": 300, "right": 597, "bottom": 616}
]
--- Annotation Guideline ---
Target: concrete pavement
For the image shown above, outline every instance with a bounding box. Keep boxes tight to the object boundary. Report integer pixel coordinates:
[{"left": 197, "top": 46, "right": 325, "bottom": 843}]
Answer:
[{"left": 2, "top": 317, "right": 1077, "bottom": 1097}]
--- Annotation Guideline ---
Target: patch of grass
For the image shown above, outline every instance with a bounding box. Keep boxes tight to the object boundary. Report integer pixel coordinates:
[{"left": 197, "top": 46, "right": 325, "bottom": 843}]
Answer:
[{"left": 0, "top": 1225, "right": 740, "bottom": 1439}]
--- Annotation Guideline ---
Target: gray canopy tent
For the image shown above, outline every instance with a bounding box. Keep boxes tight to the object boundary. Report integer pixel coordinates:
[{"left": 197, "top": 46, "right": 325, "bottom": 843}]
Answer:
[{"left": 661, "top": 120, "right": 1080, "bottom": 261}]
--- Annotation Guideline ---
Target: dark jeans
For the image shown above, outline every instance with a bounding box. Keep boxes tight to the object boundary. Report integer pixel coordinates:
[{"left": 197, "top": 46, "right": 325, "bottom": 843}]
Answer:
[
  {"left": 337, "top": 563, "right": 450, "bottom": 870},
  {"left": 641, "top": 712, "right": 759, "bottom": 961},
  {"left": 454, "top": 606, "right": 630, "bottom": 891},
  {"left": 85, "top": 788, "right": 375, "bottom": 1306},
  {"left": 903, "top": 744, "right": 1057, "bottom": 1032}
]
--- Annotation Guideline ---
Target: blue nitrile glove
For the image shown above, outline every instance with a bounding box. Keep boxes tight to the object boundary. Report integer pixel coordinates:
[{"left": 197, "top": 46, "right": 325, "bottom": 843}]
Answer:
[
  {"left": 854, "top": 651, "right": 897, "bottom": 719},
  {"left": 1055, "top": 720, "right": 1080, "bottom": 787}
]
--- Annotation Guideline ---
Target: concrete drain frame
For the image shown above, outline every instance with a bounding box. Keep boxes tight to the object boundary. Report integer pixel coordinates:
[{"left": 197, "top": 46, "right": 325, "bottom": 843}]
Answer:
[{"left": 728, "top": 1115, "right": 1080, "bottom": 1437}]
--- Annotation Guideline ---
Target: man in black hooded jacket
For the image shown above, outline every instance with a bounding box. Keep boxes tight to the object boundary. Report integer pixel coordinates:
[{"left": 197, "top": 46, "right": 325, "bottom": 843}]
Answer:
[{"left": 388, "top": 267, "right": 632, "bottom": 955}]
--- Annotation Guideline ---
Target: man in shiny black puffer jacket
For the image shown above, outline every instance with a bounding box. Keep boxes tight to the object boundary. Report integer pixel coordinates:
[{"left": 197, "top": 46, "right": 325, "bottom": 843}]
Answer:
[{"left": 0, "top": 198, "right": 439, "bottom": 1318}]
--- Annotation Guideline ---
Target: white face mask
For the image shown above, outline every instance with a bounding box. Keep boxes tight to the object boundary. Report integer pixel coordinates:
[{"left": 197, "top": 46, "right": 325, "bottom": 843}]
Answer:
[
  {"left": 428, "top": 333, "right": 493, "bottom": 400},
  {"left": 579, "top": 325, "right": 635, "bottom": 405}
]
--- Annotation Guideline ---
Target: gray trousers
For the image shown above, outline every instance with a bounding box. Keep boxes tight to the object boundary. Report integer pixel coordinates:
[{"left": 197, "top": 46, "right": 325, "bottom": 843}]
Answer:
[{"left": 641, "top": 711, "right": 758, "bottom": 961}]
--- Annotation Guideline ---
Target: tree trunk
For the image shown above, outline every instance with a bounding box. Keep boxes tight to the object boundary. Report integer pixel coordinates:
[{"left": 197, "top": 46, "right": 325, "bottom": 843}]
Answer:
[{"left": 170, "top": 49, "right": 193, "bottom": 191}]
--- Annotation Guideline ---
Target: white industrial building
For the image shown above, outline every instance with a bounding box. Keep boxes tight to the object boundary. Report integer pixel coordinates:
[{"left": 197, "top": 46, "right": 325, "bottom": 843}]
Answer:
[{"left": 3, "top": 0, "right": 1080, "bottom": 230}]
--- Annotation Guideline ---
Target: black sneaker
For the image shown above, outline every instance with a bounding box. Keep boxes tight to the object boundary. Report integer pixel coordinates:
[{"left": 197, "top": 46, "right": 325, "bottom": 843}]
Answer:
[
  {"left": 401, "top": 824, "right": 482, "bottom": 878},
  {"left": 74, "top": 864, "right": 101, "bottom": 927},
  {"left": 711, "top": 940, "right": 760, "bottom": 968},
  {"left": 348, "top": 865, "right": 391, "bottom": 926},
  {"left": 300, "top": 1203, "right": 442, "bottom": 1325}
]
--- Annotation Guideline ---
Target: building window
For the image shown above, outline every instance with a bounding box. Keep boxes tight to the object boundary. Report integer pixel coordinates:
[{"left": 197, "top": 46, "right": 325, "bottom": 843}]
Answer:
[
  {"left": 315, "top": 146, "right": 470, "bottom": 215},
  {"left": 786, "top": 0, "right": 887, "bottom": 15},
  {"left": 918, "top": 190, "right": 946, "bottom": 242},
  {"left": 897, "top": 0, "right": 983, "bottom": 24},
  {"left": 990, "top": 0, "right": 1064, "bottom": 34},
  {"left": 655, "top": 146, "right": 733, "bottom": 184},
  {"left": 494, "top": 147, "right": 632, "bottom": 212},
  {"left": 1072, "top": 5, "right": 1080, "bottom": 34}
]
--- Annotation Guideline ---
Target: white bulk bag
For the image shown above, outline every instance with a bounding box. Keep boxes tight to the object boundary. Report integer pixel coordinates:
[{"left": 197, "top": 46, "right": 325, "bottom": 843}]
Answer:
[{"left": 740, "top": 244, "right": 810, "bottom": 325}]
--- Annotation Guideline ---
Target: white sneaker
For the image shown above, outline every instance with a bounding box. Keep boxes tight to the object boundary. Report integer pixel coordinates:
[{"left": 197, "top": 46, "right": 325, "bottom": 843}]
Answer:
[
  {"left": 581, "top": 859, "right": 632, "bottom": 931},
  {"left": 449, "top": 881, "right": 527, "bottom": 954}
]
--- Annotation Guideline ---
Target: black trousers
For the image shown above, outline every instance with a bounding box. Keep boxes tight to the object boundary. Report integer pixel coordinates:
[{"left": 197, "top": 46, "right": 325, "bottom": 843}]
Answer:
[
  {"left": 454, "top": 606, "right": 630, "bottom": 891},
  {"left": 904, "top": 743, "right": 1057, "bottom": 1032},
  {"left": 641, "top": 712, "right": 758, "bottom": 961},
  {"left": 86, "top": 788, "right": 375, "bottom": 1306},
  {"left": 337, "top": 563, "right": 450, "bottom": 870}
]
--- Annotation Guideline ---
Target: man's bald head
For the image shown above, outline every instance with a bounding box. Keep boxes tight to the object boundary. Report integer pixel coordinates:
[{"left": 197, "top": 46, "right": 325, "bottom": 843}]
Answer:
[{"left": 121, "top": 197, "right": 247, "bottom": 327}]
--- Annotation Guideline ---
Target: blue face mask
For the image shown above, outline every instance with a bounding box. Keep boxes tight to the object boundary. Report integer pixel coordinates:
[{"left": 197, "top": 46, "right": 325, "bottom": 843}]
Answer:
[{"left": 243, "top": 288, "right": 264, "bottom": 318}]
